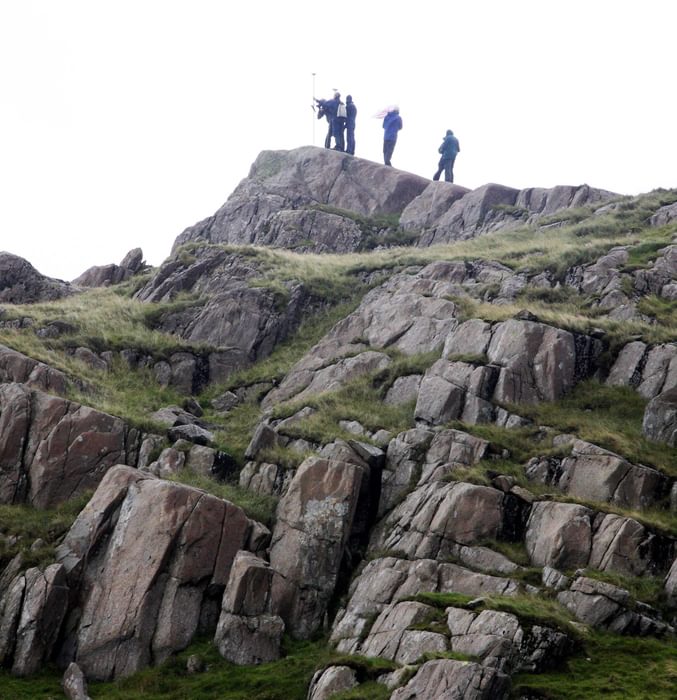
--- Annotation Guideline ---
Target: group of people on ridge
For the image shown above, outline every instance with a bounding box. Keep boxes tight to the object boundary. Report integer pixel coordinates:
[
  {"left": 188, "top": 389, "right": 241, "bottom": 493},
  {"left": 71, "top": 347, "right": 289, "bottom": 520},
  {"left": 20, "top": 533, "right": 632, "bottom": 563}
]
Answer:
[
  {"left": 315, "top": 92, "right": 357, "bottom": 155},
  {"left": 315, "top": 92, "right": 460, "bottom": 182}
]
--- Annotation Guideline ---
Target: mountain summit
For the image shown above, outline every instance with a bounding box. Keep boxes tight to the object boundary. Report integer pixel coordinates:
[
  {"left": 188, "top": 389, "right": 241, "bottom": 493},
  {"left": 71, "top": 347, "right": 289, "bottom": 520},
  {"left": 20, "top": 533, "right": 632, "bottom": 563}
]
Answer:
[{"left": 0, "top": 150, "right": 676, "bottom": 698}]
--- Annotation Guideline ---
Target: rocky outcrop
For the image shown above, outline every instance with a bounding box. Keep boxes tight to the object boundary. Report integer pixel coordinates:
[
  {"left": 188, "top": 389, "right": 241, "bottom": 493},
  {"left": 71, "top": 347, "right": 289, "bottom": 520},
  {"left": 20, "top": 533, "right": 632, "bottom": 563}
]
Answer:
[
  {"left": 525, "top": 502, "right": 674, "bottom": 577},
  {"left": 62, "top": 662, "right": 91, "bottom": 700},
  {"left": 214, "top": 551, "right": 284, "bottom": 665},
  {"left": 369, "top": 481, "right": 508, "bottom": 560},
  {"left": 0, "top": 252, "right": 73, "bottom": 303},
  {"left": 115, "top": 345, "right": 248, "bottom": 396},
  {"left": 390, "top": 658, "right": 510, "bottom": 700},
  {"left": 269, "top": 457, "right": 364, "bottom": 639},
  {"left": 525, "top": 439, "right": 670, "bottom": 510},
  {"left": 410, "top": 183, "right": 616, "bottom": 246},
  {"left": 0, "top": 344, "right": 68, "bottom": 395},
  {"left": 564, "top": 243, "right": 677, "bottom": 318},
  {"left": 642, "top": 387, "right": 677, "bottom": 446},
  {"left": 606, "top": 341, "right": 677, "bottom": 399},
  {"left": 0, "top": 564, "right": 69, "bottom": 676},
  {"left": 172, "top": 147, "right": 430, "bottom": 253},
  {"left": 0, "top": 383, "right": 142, "bottom": 508},
  {"left": 447, "top": 607, "right": 572, "bottom": 674},
  {"left": 134, "top": 246, "right": 314, "bottom": 379},
  {"left": 651, "top": 202, "right": 677, "bottom": 227},
  {"left": 50, "top": 466, "right": 267, "bottom": 680},
  {"left": 632, "top": 245, "right": 677, "bottom": 299},
  {"left": 415, "top": 318, "right": 601, "bottom": 426},
  {"left": 558, "top": 576, "right": 672, "bottom": 636},
  {"left": 307, "top": 666, "right": 359, "bottom": 700},
  {"left": 357, "top": 600, "right": 447, "bottom": 664},
  {"left": 262, "top": 264, "right": 463, "bottom": 409},
  {"left": 72, "top": 248, "right": 146, "bottom": 287},
  {"left": 331, "top": 557, "right": 519, "bottom": 653}
]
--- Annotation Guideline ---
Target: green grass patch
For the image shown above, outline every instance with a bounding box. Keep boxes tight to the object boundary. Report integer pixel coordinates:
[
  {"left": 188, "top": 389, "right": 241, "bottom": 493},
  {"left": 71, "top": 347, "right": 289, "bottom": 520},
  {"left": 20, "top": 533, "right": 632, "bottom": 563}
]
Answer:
[
  {"left": 83, "top": 637, "right": 395, "bottom": 700},
  {"left": 371, "top": 350, "right": 440, "bottom": 394},
  {"left": 512, "top": 631, "right": 677, "bottom": 699},
  {"left": 411, "top": 592, "right": 582, "bottom": 639},
  {"left": 209, "top": 299, "right": 363, "bottom": 395},
  {"left": 271, "top": 377, "right": 416, "bottom": 447},
  {"left": 0, "top": 665, "right": 65, "bottom": 699},
  {"left": 330, "top": 682, "right": 391, "bottom": 700},
  {"left": 0, "top": 494, "right": 90, "bottom": 571},
  {"left": 478, "top": 539, "right": 532, "bottom": 567},
  {"left": 637, "top": 295, "right": 677, "bottom": 327},
  {"left": 573, "top": 569, "right": 666, "bottom": 610},
  {"left": 624, "top": 237, "right": 674, "bottom": 271},
  {"left": 522, "top": 380, "right": 677, "bottom": 477},
  {"left": 166, "top": 470, "right": 277, "bottom": 527}
]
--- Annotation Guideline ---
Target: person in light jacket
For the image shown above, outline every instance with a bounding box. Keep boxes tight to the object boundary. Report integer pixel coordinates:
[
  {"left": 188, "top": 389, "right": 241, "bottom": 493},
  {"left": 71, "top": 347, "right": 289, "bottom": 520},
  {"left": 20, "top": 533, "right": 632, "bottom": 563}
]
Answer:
[
  {"left": 382, "top": 107, "right": 402, "bottom": 166},
  {"left": 433, "top": 129, "right": 461, "bottom": 183}
]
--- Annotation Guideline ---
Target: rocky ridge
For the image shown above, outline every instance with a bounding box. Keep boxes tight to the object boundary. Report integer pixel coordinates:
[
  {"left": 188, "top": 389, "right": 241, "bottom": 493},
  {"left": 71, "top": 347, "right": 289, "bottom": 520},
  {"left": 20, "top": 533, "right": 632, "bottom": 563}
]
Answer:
[{"left": 0, "top": 149, "right": 676, "bottom": 698}]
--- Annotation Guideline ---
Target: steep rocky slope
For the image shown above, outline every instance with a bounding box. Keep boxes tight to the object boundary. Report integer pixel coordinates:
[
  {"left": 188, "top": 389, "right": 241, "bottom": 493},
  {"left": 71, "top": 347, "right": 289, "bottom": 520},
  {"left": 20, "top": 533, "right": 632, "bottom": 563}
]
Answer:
[{"left": 0, "top": 149, "right": 676, "bottom": 699}]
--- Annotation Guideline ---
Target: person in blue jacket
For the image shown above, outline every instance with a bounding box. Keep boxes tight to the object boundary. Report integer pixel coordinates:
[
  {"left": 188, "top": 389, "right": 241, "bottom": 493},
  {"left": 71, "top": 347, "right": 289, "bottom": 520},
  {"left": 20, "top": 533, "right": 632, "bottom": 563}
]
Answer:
[
  {"left": 382, "top": 107, "right": 402, "bottom": 166},
  {"left": 346, "top": 95, "right": 357, "bottom": 155},
  {"left": 433, "top": 129, "right": 461, "bottom": 183}
]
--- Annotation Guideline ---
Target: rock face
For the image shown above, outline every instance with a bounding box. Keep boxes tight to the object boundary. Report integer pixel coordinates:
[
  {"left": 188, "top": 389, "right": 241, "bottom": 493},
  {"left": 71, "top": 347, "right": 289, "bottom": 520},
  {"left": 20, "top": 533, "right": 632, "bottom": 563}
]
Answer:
[
  {"left": 52, "top": 466, "right": 266, "bottom": 680},
  {"left": 307, "top": 666, "right": 358, "bottom": 700},
  {"left": 408, "top": 183, "right": 616, "bottom": 246},
  {"left": 558, "top": 576, "right": 672, "bottom": 636},
  {"left": 0, "top": 383, "right": 142, "bottom": 508},
  {"left": 261, "top": 263, "right": 465, "bottom": 409},
  {"left": 0, "top": 564, "right": 69, "bottom": 676},
  {"left": 606, "top": 342, "right": 677, "bottom": 399},
  {"left": 415, "top": 318, "right": 601, "bottom": 426},
  {"left": 525, "top": 439, "right": 670, "bottom": 509},
  {"left": 642, "top": 387, "right": 677, "bottom": 446},
  {"left": 0, "top": 344, "right": 68, "bottom": 395},
  {"left": 0, "top": 251, "right": 73, "bottom": 303},
  {"left": 134, "top": 246, "right": 313, "bottom": 378},
  {"left": 525, "top": 502, "right": 674, "bottom": 577},
  {"left": 269, "top": 457, "right": 364, "bottom": 639},
  {"left": 369, "top": 481, "right": 508, "bottom": 560},
  {"left": 72, "top": 248, "right": 146, "bottom": 287},
  {"left": 379, "top": 427, "right": 489, "bottom": 516},
  {"left": 172, "top": 147, "right": 430, "bottom": 253},
  {"left": 331, "top": 557, "right": 519, "bottom": 654},
  {"left": 390, "top": 658, "right": 510, "bottom": 700},
  {"left": 446, "top": 606, "right": 572, "bottom": 673},
  {"left": 62, "top": 662, "right": 91, "bottom": 700},
  {"left": 214, "top": 551, "right": 285, "bottom": 665}
]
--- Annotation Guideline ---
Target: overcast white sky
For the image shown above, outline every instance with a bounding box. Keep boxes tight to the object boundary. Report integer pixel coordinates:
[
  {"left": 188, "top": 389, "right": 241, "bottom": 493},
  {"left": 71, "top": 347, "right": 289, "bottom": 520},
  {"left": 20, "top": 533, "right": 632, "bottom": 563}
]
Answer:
[{"left": 1, "top": 1, "right": 675, "bottom": 281}]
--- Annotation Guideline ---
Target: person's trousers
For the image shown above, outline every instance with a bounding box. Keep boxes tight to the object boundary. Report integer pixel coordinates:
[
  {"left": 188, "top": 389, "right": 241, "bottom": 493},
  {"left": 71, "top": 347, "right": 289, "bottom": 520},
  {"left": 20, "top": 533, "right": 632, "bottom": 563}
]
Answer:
[
  {"left": 383, "top": 139, "right": 396, "bottom": 165},
  {"left": 433, "top": 156, "right": 456, "bottom": 182},
  {"left": 346, "top": 127, "right": 355, "bottom": 155},
  {"left": 333, "top": 118, "right": 346, "bottom": 151}
]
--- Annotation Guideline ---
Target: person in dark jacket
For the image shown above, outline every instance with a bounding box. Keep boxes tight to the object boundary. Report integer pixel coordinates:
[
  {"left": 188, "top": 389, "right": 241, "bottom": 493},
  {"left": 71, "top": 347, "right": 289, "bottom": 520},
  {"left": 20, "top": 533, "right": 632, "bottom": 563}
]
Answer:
[
  {"left": 315, "top": 92, "right": 340, "bottom": 149},
  {"left": 433, "top": 129, "right": 461, "bottom": 183},
  {"left": 382, "top": 107, "right": 402, "bottom": 166},
  {"left": 345, "top": 95, "right": 357, "bottom": 155}
]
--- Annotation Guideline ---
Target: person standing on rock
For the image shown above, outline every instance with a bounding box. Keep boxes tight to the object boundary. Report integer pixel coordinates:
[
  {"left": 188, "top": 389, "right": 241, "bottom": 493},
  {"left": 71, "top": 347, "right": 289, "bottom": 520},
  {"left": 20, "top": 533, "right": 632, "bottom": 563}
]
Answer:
[
  {"left": 334, "top": 94, "right": 347, "bottom": 152},
  {"left": 382, "top": 107, "right": 402, "bottom": 166},
  {"left": 315, "top": 91, "right": 340, "bottom": 149},
  {"left": 433, "top": 129, "right": 461, "bottom": 183},
  {"left": 346, "top": 95, "right": 357, "bottom": 155}
]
